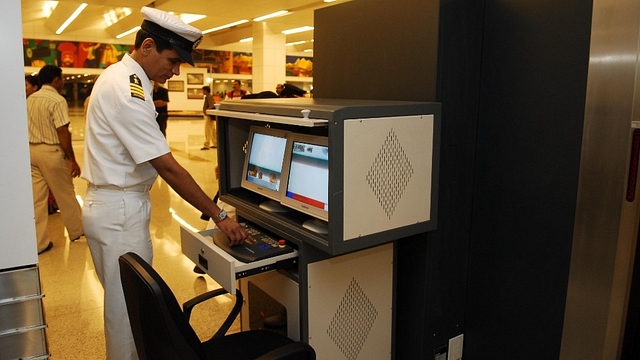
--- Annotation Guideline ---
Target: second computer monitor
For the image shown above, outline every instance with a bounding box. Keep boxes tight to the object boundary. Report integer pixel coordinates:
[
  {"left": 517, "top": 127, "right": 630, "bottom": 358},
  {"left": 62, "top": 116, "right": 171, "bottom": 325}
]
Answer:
[{"left": 279, "top": 133, "right": 329, "bottom": 234}]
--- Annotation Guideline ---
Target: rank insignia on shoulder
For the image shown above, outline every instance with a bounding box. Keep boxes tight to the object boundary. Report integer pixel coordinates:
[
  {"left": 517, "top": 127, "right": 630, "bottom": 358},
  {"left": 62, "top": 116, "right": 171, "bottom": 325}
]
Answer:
[{"left": 129, "top": 74, "right": 145, "bottom": 101}]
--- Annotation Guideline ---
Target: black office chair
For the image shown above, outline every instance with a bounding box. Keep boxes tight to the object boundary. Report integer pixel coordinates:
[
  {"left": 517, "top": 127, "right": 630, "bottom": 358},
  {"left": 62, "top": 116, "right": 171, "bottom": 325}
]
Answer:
[{"left": 118, "top": 252, "right": 316, "bottom": 360}]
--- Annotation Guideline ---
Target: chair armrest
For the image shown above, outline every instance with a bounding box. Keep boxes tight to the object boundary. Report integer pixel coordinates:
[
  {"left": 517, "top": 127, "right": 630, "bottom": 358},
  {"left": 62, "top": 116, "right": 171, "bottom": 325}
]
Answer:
[
  {"left": 182, "top": 288, "right": 244, "bottom": 339},
  {"left": 254, "top": 342, "right": 316, "bottom": 360},
  {"left": 183, "top": 288, "right": 229, "bottom": 320},
  {"left": 211, "top": 289, "right": 243, "bottom": 339}
]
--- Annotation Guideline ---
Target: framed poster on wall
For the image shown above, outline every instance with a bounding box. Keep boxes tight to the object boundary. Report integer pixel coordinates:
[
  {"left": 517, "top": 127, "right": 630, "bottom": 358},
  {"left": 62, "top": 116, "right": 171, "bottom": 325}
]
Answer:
[
  {"left": 187, "top": 88, "right": 204, "bottom": 99},
  {"left": 187, "top": 73, "right": 204, "bottom": 85},
  {"left": 167, "top": 80, "right": 184, "bottom": 92}
]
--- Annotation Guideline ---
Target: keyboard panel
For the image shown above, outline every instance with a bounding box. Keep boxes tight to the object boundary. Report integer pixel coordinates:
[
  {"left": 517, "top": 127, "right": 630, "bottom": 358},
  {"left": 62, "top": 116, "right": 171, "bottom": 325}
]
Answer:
[{"left": 211, "top": 222, "right": 294, "bottom": 263}]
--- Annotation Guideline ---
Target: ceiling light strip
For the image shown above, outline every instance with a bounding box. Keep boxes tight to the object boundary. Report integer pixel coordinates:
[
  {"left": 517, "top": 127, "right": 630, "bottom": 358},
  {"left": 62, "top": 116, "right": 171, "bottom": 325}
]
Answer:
[
  {"left": 56, "top": 3, "right": 88, "bottom": 34},
  {"left": 116, "top": 26, "right": 141, "bottom": 39},
  {"left": 253, "top": 10, "right": 289, "bottom": 22},
  {"left": 202, "top": 19, "right": 249, "bottom": 34},
  {"left": 179, "top": 14, "right": 206, "bottom": 24},
  {"left": 282, "top": 26, "right": 314, "bottom": 35}
]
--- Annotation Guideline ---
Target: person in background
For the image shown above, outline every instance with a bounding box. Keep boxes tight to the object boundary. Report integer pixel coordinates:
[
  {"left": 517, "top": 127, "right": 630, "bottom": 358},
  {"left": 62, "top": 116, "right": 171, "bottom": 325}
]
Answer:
[
  {"left": 201, "top": 85, "right": 216, "bottom": 150},
  {"left": 83, "top": 87, "right": 92, "bottom": 119},
  {"left": 25, "top": 75, "right": 40, "bottom": 97},
  {"left": 275, "top": 83, "right": 284, "bottom": 97},
  {"left": 225, "top": 79, "right": 247, "bottom": 100},
  {"left": 82, "top": 7, "right": 251, "bottom": 359},
  {"left": 27, "top": 65, "right": 84, "bottom": 255},
  {"left": 26, "top": 74, "right": 60, "bottom": 214},
  {"left": 152, "top": 80, "right": 169, "bottom": 137}
]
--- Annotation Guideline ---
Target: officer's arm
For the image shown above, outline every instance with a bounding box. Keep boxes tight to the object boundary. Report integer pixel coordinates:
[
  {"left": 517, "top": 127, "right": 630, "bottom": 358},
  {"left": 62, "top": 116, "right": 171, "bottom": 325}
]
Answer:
[{"left": 149, "top": 152, "right": 250, "bottom": 245}]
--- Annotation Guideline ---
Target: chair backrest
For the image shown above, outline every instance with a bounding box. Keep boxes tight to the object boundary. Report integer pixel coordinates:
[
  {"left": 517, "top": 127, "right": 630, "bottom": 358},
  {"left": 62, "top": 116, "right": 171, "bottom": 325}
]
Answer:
[{"left": 119, "top": 252, "right": 205, "bottom": 360}]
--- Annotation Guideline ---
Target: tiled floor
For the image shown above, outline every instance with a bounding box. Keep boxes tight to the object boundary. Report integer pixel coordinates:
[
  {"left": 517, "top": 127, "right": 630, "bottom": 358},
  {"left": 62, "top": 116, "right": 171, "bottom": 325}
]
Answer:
[{"left": 37, "top": 106, "right": 238, "bottom": 359}]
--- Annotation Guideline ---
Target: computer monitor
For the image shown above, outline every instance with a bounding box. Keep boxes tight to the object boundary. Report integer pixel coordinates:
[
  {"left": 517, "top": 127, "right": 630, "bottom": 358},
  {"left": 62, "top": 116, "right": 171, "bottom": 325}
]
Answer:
[
  {"left": 241, "top": 126, "right": 290, "bottom": 212},
  {"left": 279, "top": 133, "right": 329, "bottom": 234}
]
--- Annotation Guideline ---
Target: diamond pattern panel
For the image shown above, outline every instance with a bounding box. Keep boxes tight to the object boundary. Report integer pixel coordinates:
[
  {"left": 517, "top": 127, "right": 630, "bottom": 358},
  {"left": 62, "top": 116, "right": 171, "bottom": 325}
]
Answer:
[
  {"left": 366, "top": 128, "right": 414, "bottom": 219},
  {"left": 326, "top": 278, "right": 378, "bottom": 360}
]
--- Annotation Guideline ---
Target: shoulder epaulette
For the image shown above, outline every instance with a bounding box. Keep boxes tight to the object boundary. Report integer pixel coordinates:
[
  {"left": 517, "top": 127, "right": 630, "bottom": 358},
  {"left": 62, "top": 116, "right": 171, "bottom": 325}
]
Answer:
[{"left": 129, "top": 74, "right": 145, "bottom": 101}]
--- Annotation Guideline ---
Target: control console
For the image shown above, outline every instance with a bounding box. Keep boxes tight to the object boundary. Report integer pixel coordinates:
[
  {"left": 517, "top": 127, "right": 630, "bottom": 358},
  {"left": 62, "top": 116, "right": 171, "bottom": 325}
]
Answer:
[{"left": 211, "top": 222, "right": 294, "bottom": 263}]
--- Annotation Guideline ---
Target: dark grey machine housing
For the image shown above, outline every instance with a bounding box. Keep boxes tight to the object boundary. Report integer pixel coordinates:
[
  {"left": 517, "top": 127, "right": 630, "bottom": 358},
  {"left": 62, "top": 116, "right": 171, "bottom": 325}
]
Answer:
[{"left": 214, "top": 98, "right": 441, "bottom": 256}]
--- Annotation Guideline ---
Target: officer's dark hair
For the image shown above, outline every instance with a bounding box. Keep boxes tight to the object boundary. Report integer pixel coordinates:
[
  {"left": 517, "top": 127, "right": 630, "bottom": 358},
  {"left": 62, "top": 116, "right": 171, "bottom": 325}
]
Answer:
[
  {"left": 202, "top": 86, "right": 211, "bottom": 92},
  {"left": 38, "top": 65, "right": 62, "bottom": 85},
  {"left": 134, "top": 28, "right": 173, "bottom": 53}
]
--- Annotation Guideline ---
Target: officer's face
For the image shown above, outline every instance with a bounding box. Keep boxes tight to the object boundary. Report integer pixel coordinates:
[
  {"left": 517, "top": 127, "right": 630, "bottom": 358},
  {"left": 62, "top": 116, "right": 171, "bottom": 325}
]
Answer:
[{"left": 145, "top": 42, "right": 184, "bottom": 84}]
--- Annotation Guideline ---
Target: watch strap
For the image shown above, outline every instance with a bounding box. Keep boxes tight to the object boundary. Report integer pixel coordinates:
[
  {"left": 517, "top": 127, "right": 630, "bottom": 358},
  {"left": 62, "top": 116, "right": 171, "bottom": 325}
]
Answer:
[{"left": 212, "top": 209, "right": 227, "bottom": 223}]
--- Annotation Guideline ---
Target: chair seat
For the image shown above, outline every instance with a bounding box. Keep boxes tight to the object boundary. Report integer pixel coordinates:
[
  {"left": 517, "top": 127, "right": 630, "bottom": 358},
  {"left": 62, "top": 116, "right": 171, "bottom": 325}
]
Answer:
[{"left": 203, "top": 330, "right": 297, "bottom": 360}]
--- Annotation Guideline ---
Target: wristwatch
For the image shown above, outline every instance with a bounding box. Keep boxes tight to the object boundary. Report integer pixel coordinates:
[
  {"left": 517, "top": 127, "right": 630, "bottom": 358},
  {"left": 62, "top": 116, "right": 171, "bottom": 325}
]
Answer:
[{"left": 212, "top": 209, "right": 227, "bottom": 223}]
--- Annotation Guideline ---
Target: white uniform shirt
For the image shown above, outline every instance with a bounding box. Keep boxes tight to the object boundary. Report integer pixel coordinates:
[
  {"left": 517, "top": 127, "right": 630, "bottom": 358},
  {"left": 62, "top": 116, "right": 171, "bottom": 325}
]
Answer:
[{"left": 82, "top": 53, "right": 170, "bottom": 187}]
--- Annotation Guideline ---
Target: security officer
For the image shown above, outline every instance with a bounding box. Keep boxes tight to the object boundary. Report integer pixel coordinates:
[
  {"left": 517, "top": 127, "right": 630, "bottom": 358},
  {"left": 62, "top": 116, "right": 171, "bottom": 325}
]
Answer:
[{"left": 82, "top": 7, "right": 251, "bottom": 360}]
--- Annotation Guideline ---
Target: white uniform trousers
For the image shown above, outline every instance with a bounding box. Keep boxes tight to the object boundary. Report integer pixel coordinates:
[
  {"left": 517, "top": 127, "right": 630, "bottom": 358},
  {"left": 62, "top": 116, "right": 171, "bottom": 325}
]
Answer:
[
  {"left": 29, "top": 143, "right": 84, "bottom": 251},
  {"left": 83, "top": 186, "right": 153, "bottom": 360}
]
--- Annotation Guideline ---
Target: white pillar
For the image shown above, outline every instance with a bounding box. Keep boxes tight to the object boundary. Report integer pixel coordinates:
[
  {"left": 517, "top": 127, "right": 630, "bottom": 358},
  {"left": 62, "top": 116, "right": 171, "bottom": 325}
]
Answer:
[
  {"left": 2, "top": 0, "right": 39, "bottom": 266},
  {"left": 252, "top": 22, "right": 286, "bottom": 94}
]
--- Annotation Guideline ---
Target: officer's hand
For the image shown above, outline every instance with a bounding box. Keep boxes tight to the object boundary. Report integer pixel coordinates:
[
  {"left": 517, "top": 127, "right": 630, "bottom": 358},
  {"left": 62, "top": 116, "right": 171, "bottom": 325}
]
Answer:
[{"left": 216, "top": 218, "right": 255, "bottom": 246}]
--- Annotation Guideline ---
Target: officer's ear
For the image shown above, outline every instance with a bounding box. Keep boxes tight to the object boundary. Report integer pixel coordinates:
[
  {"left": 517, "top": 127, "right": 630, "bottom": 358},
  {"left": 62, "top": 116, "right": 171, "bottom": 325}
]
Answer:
[{"left": 141, "top": 38, "right": 155, "bottom": 55}]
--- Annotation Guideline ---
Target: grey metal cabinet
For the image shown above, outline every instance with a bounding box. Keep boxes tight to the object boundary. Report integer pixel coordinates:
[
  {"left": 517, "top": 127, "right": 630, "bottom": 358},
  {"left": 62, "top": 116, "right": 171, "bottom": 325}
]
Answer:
[{"left": 0, "top": 266, "right": 49, "bottom": 360}]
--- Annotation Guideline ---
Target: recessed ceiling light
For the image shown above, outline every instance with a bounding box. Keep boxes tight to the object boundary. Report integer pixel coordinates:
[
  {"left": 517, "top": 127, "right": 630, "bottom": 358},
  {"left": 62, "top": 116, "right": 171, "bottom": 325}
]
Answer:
[
  {"left": 104, "top": 7, "right": 131, "bottom": 27},
  {"left": 42, "top": 1, "right": 57, "bottom": 18}
]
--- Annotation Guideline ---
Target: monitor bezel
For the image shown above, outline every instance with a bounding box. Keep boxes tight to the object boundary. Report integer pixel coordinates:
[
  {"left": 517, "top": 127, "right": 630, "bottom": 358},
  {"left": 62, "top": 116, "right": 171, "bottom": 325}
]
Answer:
[
  {"left": 279, "top": 133, "right": 329, "bottom": 223},
  {"left": 240, "top": 125, "right": 290, "bottom": 203}
]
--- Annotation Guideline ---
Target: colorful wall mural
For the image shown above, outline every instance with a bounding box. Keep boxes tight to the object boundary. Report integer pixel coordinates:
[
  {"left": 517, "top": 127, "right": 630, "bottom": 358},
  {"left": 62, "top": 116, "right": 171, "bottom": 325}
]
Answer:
[
  {"left": 24, "top": 39, "right": 312, "bottom": 78},
  {"left": 24, "top": 39, "right": 130, "bottom": 69},
  {"left": 286, "top": 55, "right": 313, "bottom": 77}
]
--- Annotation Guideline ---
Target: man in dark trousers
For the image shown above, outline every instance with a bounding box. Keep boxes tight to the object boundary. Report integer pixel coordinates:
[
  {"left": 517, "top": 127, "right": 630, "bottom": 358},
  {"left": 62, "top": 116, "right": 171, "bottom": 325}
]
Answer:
[{"left": 152, "top": 80, "right": 169, "bottom": 136}]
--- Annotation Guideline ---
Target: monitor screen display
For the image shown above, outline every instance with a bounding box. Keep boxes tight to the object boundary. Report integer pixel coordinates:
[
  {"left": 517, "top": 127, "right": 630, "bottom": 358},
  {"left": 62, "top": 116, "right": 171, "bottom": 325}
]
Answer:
[
  {"left": 280, "top": 133, "right": 329, "bottom": 231},
  {"left": 240, "top": 126, "right": 289, "bottom": 203}
]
